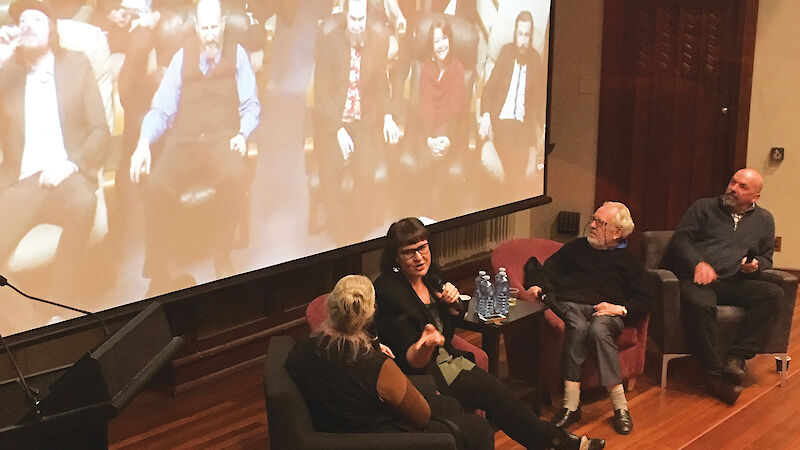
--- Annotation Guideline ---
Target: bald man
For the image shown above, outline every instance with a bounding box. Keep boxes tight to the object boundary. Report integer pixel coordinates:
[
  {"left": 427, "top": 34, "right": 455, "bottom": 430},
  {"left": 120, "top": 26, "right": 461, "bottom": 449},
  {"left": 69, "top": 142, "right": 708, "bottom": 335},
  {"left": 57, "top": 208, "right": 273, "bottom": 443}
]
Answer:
[{"left": 668, "top": 168, "right": 782, "bottom": 405}]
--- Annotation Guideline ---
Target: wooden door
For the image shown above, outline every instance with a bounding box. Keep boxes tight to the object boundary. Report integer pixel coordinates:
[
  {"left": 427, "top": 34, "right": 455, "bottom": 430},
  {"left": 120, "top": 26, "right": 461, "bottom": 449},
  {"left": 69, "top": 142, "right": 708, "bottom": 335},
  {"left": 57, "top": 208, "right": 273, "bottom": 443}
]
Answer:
[{"left": 595, "top": 0, "right": 758, "bottom": 238}]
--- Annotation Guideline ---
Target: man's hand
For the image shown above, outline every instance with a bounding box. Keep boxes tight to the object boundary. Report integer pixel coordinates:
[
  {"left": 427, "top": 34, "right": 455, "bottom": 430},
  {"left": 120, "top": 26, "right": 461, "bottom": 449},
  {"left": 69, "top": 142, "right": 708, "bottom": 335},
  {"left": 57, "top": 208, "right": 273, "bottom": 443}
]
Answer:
[
  {"left": 435, "top": 282, "right": 460, "bottom": 304},
  {"left": 694, "top": 261, "right": 718, "bottom": 285},
  {"left": 383, "top": 114, "right": 401, "bottom": 144},
  {"left": 740, "top": 256, "right": 759, "bottom": 274},
  {"left": 0, "top": 25, "right": 21, "bottom": 66},
  {"left": 478, "top": 112, "right": 492, "bottom": 140},
  {"left": 414, "top": 324, "right": 445, "bottom": 351},
  {"left": 39, "top": 160, "right": 77, "bottom": 187},
  {"left": 427, "top": 136, "right": 450, "bottom": 160},
  {"left": 230, "top": 133, "right": 247, "bottom": 156},
  {"left": 379, "top": 343, "right": 395, "bottom": 359},
  {"left": 593, "top": 301, "right": 625, "bottom": 317},
  {"left": 527, "top": 285, "right": 543, "bottom": 299},
  {"left": 337, "top": 127, "right": 354, "bottom": 161},
  {"left": 129, "top": 141, "right": 152, "bottom": 183}
]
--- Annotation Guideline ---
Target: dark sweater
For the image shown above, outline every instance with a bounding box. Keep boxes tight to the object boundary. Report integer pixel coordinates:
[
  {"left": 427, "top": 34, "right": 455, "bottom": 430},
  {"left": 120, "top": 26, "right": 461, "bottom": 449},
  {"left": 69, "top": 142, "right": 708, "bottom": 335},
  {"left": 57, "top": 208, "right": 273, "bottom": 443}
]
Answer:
[
  {"left": 668, "top": 196, "right": 775, "bottom": 280},
  {"left": 536, "top": 238, "right": 651, "bottom": 325}
]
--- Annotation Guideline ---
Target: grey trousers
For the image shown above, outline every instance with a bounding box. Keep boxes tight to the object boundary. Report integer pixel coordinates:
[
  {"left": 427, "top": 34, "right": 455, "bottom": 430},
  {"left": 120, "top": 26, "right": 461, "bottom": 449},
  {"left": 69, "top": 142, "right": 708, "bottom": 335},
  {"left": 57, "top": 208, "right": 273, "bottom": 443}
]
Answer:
[{"left": 561, "top": 302, "right": 625, "bottom": 386}]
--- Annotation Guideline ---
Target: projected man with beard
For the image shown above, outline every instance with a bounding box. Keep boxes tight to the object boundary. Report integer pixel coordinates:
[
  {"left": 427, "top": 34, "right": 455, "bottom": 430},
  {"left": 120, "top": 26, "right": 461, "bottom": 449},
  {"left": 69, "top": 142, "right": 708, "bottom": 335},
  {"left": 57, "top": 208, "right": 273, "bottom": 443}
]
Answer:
[
  {"left": 0, "top": 0, "right": 109, "bottom": 295},
  {"left": 313, "top": 0, "right": 400, "bottom": 241},
  {"left": 478, "top": 10, "right": 542, "bottom": 194},
  {"left": 129, "top": 0, "right": 260, "bottom": 294}
]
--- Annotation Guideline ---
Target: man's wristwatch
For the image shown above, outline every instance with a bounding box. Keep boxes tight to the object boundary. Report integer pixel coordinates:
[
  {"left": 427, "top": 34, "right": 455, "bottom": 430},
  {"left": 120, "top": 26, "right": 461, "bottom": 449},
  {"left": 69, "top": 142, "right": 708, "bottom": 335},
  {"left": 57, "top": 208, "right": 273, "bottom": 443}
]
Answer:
[{"left": 620, "top": 306, "right": 628, "bottom": 317}]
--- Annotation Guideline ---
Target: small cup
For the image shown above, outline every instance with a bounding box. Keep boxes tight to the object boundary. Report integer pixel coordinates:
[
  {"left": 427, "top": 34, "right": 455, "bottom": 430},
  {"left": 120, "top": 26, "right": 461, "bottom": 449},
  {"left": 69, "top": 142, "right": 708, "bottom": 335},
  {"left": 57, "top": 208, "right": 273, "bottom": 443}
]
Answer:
[
  {"left": 508, "top": 287, "right": 519, "bottom": 306},
  {"left": 776, "top": 356, "right": 791, "bottom": 372}
]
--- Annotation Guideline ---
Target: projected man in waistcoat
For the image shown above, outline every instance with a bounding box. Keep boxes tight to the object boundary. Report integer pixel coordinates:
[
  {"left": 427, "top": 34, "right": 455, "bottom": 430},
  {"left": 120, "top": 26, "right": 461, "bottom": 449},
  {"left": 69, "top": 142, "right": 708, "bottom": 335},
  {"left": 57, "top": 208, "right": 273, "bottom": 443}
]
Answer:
[{"left": 129, "top": 0, "right": 260, "bottom": 295}]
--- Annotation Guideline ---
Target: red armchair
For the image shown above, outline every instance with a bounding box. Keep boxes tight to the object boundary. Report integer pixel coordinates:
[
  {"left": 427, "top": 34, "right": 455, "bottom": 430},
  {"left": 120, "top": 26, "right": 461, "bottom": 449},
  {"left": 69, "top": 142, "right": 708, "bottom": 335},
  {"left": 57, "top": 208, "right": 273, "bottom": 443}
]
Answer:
[
  {"left": 304, "top": 294, "right": 489, "bottom": 372},
  {"left": 491, "top": 238, "right": 649, "bottom": 393}
]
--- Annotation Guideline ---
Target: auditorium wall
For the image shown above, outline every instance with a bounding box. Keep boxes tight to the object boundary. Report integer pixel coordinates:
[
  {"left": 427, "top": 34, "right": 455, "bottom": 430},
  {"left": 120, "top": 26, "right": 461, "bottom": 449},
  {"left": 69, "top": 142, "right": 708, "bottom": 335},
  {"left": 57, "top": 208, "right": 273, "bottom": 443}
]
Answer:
[{"left": 747, "top": 0, "right": 800, "bottom": 270}]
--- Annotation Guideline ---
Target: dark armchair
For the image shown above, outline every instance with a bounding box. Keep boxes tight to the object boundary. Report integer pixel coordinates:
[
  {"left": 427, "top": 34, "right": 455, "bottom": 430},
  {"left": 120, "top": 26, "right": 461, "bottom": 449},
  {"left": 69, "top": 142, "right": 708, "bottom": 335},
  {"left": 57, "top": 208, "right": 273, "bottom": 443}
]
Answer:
[
  {"left": 264, "top": 335, "right": 459, "bottom": 450},
  {"left": 641, "top": 231, "right": 798, "bottom": 388}
]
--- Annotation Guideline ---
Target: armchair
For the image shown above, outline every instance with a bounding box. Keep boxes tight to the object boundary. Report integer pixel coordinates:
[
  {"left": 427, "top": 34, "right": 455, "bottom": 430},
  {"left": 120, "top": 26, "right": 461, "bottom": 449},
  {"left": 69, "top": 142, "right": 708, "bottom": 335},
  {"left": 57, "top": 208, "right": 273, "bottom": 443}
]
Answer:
[
  {"left": 641, "top": 230, "right": 797, "bottom": 388},
  {"left": 492, "top": 238, "right": 649, "bottom": 393},
  {"left": 264, "top": 335, "right": 459, "bottom": 450}
]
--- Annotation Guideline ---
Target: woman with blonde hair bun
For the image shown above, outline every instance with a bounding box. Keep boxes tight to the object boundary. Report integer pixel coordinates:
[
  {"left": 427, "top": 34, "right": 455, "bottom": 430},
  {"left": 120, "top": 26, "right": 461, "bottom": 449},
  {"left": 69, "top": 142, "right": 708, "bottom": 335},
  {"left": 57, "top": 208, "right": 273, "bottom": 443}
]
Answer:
[{"left": 287, "top": 275, "right": 494, "bottom": 449}]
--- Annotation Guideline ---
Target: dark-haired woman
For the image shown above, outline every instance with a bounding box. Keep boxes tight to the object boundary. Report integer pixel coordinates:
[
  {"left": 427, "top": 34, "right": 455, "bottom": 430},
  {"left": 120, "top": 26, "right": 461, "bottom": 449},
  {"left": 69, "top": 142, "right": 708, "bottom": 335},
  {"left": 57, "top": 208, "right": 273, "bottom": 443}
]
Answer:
[
  {"left": 287, "top": 275, "right": 494, "bottom": 450},
  {"left": 374, "top": 218, "right": 606, "bottom": 450}
]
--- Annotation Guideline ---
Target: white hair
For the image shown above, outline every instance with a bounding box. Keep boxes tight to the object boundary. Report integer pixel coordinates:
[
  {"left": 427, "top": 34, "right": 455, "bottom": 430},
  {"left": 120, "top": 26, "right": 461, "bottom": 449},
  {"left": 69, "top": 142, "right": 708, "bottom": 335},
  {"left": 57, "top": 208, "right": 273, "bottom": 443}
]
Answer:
[{"left": 603, "top": 201, "right": 635, "bottom": 239}]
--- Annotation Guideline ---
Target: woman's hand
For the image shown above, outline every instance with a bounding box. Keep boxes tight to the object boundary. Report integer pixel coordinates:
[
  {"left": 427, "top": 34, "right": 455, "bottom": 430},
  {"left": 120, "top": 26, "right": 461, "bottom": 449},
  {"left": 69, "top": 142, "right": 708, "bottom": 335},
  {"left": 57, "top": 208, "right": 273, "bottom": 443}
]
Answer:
[
  {"left": 415, "top": 324, "right": 445, "bottom": 350},
  {"left": 436, "top": 282, "right": 460, "bottom": 304},
  {"left": 379, "top": 343, "right": 395, "bottom": 359}
]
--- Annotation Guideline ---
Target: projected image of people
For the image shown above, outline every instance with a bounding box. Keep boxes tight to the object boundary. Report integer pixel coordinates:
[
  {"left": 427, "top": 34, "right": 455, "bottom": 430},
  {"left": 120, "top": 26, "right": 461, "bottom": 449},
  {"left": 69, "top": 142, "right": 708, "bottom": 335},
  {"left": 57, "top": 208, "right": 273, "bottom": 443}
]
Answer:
[
  {"left": 1, "top": 0, "right": 552, "bottom": 336},
  {"left": 478, "top": 9, "right": 544, "bottom": 198},
  {"left": 129, "top": 0, "right": 260, "bottom": 295},
  {"left": 313, "top": 0, "right": 401, "bottom": 243},
  {"left": 0, "top": 0, "right": 110, "bottom": 302}
]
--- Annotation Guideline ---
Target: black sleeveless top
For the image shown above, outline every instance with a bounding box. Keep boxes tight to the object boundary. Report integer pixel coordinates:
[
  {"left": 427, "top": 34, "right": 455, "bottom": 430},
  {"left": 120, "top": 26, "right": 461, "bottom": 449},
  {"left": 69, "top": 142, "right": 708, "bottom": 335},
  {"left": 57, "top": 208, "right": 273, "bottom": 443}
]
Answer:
[{"left": 286, "top": 335, "right": 397, "bottom": 432}]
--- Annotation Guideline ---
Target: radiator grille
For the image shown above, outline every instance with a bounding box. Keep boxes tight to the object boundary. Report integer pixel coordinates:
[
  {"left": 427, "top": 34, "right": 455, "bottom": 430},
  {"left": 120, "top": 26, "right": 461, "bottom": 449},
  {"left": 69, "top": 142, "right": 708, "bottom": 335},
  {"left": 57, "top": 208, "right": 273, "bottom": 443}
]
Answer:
[{"left": 433, "top": 215, "right": 514, "bottom": 266}]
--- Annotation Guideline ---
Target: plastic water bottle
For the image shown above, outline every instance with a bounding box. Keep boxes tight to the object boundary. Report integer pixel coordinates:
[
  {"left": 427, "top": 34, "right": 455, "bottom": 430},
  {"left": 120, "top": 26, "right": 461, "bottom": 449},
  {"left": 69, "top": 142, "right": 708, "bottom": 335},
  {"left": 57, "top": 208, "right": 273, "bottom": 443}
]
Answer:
[
  {"left": 474, "top": 270, "right": 487, "bottom": 300},
  {"left": 477, "top": 275, "right": 494, "bottom": 320},
  {"left": 494, "top": 268, "right": 510, "bottom": 316}
]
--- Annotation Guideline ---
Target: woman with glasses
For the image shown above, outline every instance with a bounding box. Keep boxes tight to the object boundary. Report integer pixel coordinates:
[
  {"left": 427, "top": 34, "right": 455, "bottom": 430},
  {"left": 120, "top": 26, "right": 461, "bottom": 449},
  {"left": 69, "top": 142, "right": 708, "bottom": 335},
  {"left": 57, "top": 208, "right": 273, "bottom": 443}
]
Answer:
[
  {"left": 287, "top": 274, "right": 494, "bottom": 449},
  {"left": 374, "top": 217, "right": 606, "bottom": 450}
]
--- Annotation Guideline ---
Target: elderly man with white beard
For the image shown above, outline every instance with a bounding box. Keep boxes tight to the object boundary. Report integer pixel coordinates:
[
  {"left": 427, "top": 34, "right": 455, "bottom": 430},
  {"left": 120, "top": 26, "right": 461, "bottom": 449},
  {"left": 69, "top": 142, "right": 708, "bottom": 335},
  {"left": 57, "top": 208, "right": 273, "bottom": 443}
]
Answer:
[{"left": 525, "top": 201, "right": 651, "bottom": 436}]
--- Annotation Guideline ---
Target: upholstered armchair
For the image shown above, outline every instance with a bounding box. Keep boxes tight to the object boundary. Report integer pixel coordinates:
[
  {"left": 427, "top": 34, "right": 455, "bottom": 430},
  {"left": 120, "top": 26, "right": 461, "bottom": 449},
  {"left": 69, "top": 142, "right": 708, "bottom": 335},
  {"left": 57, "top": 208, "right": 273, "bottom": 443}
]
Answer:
[
  {"left": 492, "top": 238, "right": 649, "bottom": 393},
  {"left": 305, "top": 293, "right": 489, "bottom": 372},
  {"left": 641, "top": 230, "right": 797, "bottom": 388},
  {"left": 264, "top": 335, "right": 459, "bottom": 450}
]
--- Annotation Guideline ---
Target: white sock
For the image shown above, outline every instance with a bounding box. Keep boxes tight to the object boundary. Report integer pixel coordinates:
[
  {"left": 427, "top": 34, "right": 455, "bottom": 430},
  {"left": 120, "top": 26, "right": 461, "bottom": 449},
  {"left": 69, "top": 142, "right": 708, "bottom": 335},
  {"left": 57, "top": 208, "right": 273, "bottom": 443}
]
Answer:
[
  {"left": 563, "top": 380, "right": 581, "bottom": 411},
  {"left": 608, "top": 383, "right": 628, "bottom": 411}
]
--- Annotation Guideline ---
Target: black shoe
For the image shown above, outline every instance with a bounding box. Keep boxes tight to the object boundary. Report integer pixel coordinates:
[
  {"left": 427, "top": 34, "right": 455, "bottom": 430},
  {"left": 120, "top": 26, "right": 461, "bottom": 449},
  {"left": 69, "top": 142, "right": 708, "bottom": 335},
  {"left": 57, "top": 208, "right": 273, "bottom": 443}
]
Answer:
[
  {"left": 722, "top": 356, "right": 747, "bottom": 384},
  {"left": 707, "top": 374, "right": 743, "bottom": 405},
  {"left": 612, "top": 408, "right": 633, "bottom": 435},
  {"left": 552, "top": 428, "right": 605, "bottom": 450},
  {"left": 551, "top": 407, "right": 581, "bottom": 428}
]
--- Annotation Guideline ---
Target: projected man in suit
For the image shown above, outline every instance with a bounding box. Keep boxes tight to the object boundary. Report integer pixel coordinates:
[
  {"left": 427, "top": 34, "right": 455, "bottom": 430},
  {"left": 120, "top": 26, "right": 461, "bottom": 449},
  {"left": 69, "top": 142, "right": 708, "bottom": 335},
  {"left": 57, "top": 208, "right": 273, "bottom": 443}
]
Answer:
[
  {"left": 129, "top": 0, "right": 260, "bottom": 293},
  {"left": 478, "top": 10, "right": 542, "bottom": 193},
  {"left": 313, "top": 0, "right": 401, "bottom": 240},
  {"left": 0, "top": 0, "right": 109, "bottom": 289}
]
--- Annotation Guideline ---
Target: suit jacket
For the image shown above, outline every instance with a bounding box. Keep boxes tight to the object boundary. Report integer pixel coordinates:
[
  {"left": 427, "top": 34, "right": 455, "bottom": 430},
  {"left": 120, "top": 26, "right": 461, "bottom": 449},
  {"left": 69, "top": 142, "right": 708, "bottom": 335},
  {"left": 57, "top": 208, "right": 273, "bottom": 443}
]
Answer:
[
  {"left": 374, "top": 270, "right": 471, "bottom": 375},
  {"left": 0, "top": 49, "right": 110, "bottom": 189},
  {"left": 480, "top": 43, "right": 542, "bottom": 145},
  {"left": 313, "top": 13, "right": 393, "bottom": 139}
]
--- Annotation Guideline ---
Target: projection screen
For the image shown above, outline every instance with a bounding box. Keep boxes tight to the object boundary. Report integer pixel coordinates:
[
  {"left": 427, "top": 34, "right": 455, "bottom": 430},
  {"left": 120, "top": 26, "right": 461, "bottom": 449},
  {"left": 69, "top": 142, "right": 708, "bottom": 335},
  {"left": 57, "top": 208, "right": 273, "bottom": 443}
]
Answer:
[{"left": 0, "top": 0, "right": 552, "bottom": 335}]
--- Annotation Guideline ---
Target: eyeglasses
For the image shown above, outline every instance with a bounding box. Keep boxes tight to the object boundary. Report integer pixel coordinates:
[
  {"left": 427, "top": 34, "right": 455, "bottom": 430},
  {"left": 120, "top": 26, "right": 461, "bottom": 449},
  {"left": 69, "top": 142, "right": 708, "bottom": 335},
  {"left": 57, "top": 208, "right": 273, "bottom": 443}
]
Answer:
[
  {"left": 399, "top": 242, "right": 430, "bottom": 260},
  {"left": 589, "top": 216, "right": 608, "bottom": 228}
]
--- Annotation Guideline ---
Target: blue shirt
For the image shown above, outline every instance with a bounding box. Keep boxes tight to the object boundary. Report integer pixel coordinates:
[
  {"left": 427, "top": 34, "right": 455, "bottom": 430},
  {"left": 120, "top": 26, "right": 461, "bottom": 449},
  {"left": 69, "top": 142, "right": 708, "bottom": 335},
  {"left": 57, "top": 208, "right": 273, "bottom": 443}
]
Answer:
[{"left": 139, "top": 43, "right": 260, "bottom": 144}]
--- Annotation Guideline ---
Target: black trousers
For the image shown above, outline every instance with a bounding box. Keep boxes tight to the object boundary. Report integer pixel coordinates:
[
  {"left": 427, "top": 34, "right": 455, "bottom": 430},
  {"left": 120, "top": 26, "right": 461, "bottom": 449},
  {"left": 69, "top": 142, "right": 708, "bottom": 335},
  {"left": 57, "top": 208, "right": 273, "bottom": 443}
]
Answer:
[
  {"left": 141, "top": 136, "right": 247, "bottom": 277},
  {"left": 0, "top": 173, "right": 96, "bottom": 282},
  {"left": 376, "top": 389, "right": 495, "bottom": 450},
  {"left": 679, "top": 276, "right": 782, "bottom": 375},
  {"left": 561, "top": 302, "right": 624, "bottom": 386},
  {"left": 434, "top": 365, "right": 557, "bottom": 450}
]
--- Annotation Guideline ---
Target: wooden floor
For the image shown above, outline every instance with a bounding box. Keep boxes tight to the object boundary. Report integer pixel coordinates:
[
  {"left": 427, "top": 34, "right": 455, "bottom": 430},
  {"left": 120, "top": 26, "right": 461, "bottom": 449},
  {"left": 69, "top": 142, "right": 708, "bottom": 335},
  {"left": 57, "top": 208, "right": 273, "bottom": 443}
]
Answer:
[{"left": 109, "top": 293, "right": 800, "bottom": 449}]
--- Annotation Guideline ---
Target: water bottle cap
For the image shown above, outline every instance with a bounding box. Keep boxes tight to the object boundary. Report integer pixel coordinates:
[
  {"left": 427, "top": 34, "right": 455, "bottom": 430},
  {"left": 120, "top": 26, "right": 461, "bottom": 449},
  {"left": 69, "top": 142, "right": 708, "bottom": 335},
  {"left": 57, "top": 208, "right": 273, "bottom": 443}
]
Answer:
[
  {"left": 482, "top": 275, "right": 491, "bottom": 280},
  {"left": 499, "top": 267, "right": 506, "bottom": 272},
  {"left": 478, "top": 271, "right": 486, "bottom": 275}
]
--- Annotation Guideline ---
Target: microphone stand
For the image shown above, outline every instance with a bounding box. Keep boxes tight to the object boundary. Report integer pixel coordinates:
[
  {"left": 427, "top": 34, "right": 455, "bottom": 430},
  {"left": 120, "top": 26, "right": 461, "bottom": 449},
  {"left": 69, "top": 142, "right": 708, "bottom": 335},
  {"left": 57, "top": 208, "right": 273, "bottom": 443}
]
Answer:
[
  {"left": 0, "top": 331, "right": 41, "bottom": 419},
  {"left": 0, "top": 276, "right": 109, "bottom": 337}
]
